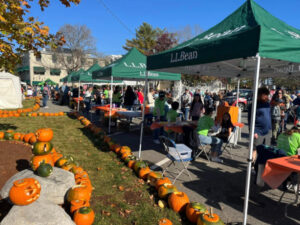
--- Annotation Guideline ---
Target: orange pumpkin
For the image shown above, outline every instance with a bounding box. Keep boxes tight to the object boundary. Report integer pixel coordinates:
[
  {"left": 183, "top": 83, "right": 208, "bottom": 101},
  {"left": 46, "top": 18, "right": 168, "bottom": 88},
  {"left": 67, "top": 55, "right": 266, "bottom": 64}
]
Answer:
[
  {"left": 14, "top": 113, "right": 20, "bottom": 117},
  {"left": 23, "top": 133, "right": 35, "bottom": 143},
  {"left": 159, "top": 218, "right": 173, "bottom": 225},
  {"left": 119, "top": 146, "right": 131, "bottom": 155},
  {"left": 9, "top": 178, "right": 41, "bottom": 205},
  {"left": 52, "top": 153, "right": 63, "bottom": 164},
  {"left": 61, "top": 163, "right": 77, "bottom": 171},
  {"left": 158, "top": 183, "right": 178, "bottom": 199},
  {"left": 35, "top": 128, "right": 53, "bottom": 142},
  {"left": 58, "top": 112, "right": 64, "bottom": 116},
  {"left": 186, "top": 202, "right": 208, "bottom": 224},
  {"left": 31, "top": 154, "right": 54, "bottom": 170},
  {"left": 73, "top": 207, "right": 95, "bottom": 225},
  {"left": 70, "top": 200, "right": 90, "bottom": 214},
  {"left": 197, "top": 209, "right": 224, "bottom": 225},
  {"left": 13, "top": 133, "right": 21, "bottom": 140},
  {"left": 127, "top": 160, "right": 136, "bottom": 169},
  {"left": 67, "top": 185, "right": 92, "bottom": 202},
  {"left": 0, "top": 132, "right": 4, "bottom": 139},
  {"left": 71, "top": 166, "right": 84, "bottom": 174},
  {"left": 121, "top": 152, "right": 132, "bottom": 160},
  {"left": 44, "top": 112, "right": 50, "bottom": 117},
  {"left": 147, "top": 172, "right": 163, "bottom": 186},
  {"left": 38, "top": 112, "right": 44, "bottom": 116},
  {"left": 54, "top": 112, "right": 59, "bottom": 116},
  {"left": 75, "top": 179, "right": 93, "bottom": 192},
  {"left": 31, "top": 112, "right": 38, "bottom": 117},
  {"left": 168, "top": 192, "right": 190, "bottom": 213},
  {"left": 74, "top": 171, "right": 89, "bottom": 180},
  {"left": 19, "top": 133, "right": 25, "bottom": 141},
  {"left": 138, "top": 166, "right": 151, "bottom": 180},
  {"left": 155, "top": 177, "right": 172, "bottom": 190},
  {"left": 29, "top": 135, "right": 37, "bottom": 144}
]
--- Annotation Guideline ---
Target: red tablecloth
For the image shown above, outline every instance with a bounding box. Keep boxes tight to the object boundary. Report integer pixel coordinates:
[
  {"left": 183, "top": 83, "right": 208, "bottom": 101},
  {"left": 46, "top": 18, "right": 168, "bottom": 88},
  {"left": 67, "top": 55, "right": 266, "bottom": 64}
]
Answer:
[{"left": 262, "top": 156, "right": 300, "bottom": 189}]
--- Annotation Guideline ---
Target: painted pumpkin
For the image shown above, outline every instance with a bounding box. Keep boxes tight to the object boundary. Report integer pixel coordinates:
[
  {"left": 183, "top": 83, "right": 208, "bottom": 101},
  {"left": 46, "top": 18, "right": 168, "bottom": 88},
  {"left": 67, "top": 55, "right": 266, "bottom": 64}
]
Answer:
[
  {"left": 147, "top": 172, "right": 163, "bottom": 186},
  {"left": 73, "top": 207, "right": 95, "bottom": 225},
  {"left": 4, "top": 130, "right": 14, "bottom": 140},
  {"left": 133, "top": 160, "right": 148, "bottom": 174},
  {"left": 138, "top": 166, "right": 151, "bottom": 180},
  {"left": 9, "top": 178, "right": 41, "bottom": 205},
  {"left": 158, "top": 184, "right": 178, "bottom": 199},
  {"left": 197, "top": 210, "right": 225, "bottom": 225},
  {"left": 67, "top": 185, "right": 92, "bottom": 202},
  {"left": 13, "top": 133, "right": 21, "bottom": 141},
  {"left": 159, "top": 218, "right": 173, "bottom": 225},
  {"left": 186, "top": 202, "right": 208, "bottom": 224},
  {"left": 168, "top": 192, "right": 190, "bottom": 213},
  {"left": 31, "top": 154, "right": 54, "bottom": 170},
  {"left": 155, "top": 177, "right": 172, "bottom": 190},
  {"left": 70, "top": 200, "right": 90, "bottom": 214},
  {"left": 35, "top": 128, "right": 53, "bottom": 142},
  {"left": 32, "top": 142, "right": 53, "bottom": 155},
  {"left": 23, "top": 133, "right": 35, "bottom": 143},
  {"left": 37, "top": 163, "right": 53, "bottom": 177}
]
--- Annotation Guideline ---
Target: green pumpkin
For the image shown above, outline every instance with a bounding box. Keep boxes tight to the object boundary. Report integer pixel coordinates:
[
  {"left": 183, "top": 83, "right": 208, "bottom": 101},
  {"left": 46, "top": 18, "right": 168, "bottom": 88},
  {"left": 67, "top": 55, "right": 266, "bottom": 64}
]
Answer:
[
  {"left": 20, "top": 112, "right": 27, "bottom": 117},
  {"left": 37, "top": 163, "right": 53, "bottom": 177},
  {"left": 191, "top": 202, "right": 207, "bottom": 213},
  {"left": 55, "top": 156, "right": 74, "bottom": 167},
  {"left": 4, "top": 131, "right": 14, "bottom": 140},
  {"left": 32, "top": 142, "right": 53, "bottom": 155},
  {"left": 198, "top": 212, "right": 225, "bottom": 225},
  {"left": 133, "top": 160, "right": 147, "bottom": 173},
  {"left": 124, "top": 155, "right": 136, "bottom": 164}
]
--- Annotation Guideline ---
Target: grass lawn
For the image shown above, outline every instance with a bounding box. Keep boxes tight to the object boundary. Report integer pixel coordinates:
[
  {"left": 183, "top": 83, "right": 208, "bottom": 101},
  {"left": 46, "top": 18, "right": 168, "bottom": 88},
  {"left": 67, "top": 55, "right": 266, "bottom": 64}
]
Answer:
[
  {"left": 21, "top": 99, "right": 36, "bottom": 109},
  {"left": 0, "top": 116, "right": 185, "bottom": 225}
]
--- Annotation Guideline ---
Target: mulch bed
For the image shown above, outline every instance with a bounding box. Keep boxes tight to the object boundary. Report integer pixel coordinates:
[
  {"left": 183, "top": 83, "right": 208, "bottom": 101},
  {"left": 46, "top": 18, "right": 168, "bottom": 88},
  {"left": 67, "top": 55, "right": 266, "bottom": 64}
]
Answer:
[{"left": 0, "top": 141, "right": 32, "bottom": 221}]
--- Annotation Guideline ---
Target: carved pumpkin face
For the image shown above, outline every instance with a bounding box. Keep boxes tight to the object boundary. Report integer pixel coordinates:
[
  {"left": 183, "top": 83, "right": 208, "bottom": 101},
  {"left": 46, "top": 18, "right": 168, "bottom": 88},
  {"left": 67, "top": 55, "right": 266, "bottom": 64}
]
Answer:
[{"left": 9, "top": 178, "right": 41, "bottom": 205}]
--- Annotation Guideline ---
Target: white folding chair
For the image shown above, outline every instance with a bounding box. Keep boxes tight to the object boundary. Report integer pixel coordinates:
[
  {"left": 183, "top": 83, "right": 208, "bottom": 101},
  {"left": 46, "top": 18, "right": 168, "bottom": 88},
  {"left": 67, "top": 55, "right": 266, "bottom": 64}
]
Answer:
[
  {"left": 222, "top": 126, "right": 237, "bottom": 158},
  {"left": 190, "top": 129, "right": 211, "bottom": 161},
  {"left": 159, "top": 136, "right": 193, "bottom": 184}
]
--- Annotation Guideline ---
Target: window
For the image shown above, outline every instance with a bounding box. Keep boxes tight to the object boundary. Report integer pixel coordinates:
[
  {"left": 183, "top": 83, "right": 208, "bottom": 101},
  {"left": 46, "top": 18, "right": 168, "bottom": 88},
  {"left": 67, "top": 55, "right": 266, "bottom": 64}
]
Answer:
[
  {"left": 50, "top": 68, "right": 61, "bottom": 76},
  {"left": 33, "top": 66, "right": 45, "bottom": 75},
  {"left": 36, "top": 55, "right": 41, "bottom": 61},
  {"left": 52, "top": 54, "right": 57, "bottom": 63}
]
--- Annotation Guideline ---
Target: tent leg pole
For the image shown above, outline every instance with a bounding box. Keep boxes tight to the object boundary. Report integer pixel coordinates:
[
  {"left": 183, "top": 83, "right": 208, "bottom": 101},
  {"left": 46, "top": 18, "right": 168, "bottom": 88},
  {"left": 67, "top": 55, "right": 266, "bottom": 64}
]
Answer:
[
  {"left": 138, "top": 71, "right": 148, "bottom": 159},
  {"left": 179, "top": 80, "right": 182, "bottom": 109},
  {"left": 77, "top": 81, "right": 80, "bottom": 112},
  {"left": 236, "top": 78, "right": 240, "bottom": 107},
  {"left": 108, "top": 76, "right": 113, "bottom": 134},
  {"left": 242, "top": 55, "right": 261, "bottom": 225}
]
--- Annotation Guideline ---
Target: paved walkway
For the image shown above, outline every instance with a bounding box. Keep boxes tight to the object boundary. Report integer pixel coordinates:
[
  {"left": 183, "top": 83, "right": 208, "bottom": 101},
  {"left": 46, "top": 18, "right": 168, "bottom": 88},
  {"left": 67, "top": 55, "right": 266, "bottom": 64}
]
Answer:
[{"left": 39, "top": 100, "right": 71, "bottom": 113}]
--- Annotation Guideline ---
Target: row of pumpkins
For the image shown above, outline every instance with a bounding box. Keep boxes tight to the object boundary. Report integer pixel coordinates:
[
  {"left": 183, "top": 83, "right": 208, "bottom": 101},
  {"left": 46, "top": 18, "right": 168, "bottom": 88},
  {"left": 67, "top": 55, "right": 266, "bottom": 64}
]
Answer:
[
  {"left": 0, "top": 128, "right": 95, "bottom": 225},
  {"left": 0, "top": 97, "right": 41, "bottom": 116},
  {"left": 70, "top": 111, "right": 225, "bottom": 225},
  {"left": 0, "top": 111, "right": 66, "bottom": 118}
]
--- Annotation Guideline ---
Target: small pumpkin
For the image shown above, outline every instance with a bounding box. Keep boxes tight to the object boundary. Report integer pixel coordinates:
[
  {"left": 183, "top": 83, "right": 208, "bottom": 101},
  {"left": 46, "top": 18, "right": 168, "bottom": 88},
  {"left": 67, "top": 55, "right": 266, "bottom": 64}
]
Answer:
[
  {"left": 4, "top": 130, "right": 14, "bottom": 140},
  {"left": 158, "top": 183, "right": 178, "bottom": 199},
  {"left": 52, "top": 153, "right": 63, "bottom": 164},
  {"left": 147, "top": 172, "right": 163, "bottom": 186},
  {"left": 13, "top": 133, "right": 22, "bottom": 141},
  {"left": 67, "top": 185, "right": 92, "bottom": 202},
  {"left": 73, "top": 207, "right": 95, "bottom": 225},
  {"left": 168, "top": 192, "right": 190, "bottom": 213},
  {"left": 61, "top": 162, "right": 77, "bottom": 171},
  {"left": 119, "top": 146, "right": 131, "bottom": 155},
  {"left": 55, "top": 156, "right": 73, "bottom": 168},
  {"left": 127, "top": 160, "right": 136, "bottom": 169},
  {"left": 121, "top": 152, "right": 132, "bottom": 160},
  {"left": 186, "top": 202, "right": 208, "bottom": 224},
  {"left": 35, "top": 128, "right": 53, "bottom": 142},
  {"left": 71, "top": 166, "right": 84, "bottom": 174},
  {"left": 70, "top": 200, "right": 90, "bottom": 214},
  {"left": 32, "top": 142, "right": 53, "bottom": 155},
  {"left": 159, "top": 218, "right": 173, "bottom": 225},
  {"left": 133, "top": 160, "right": 148, "bottom": 174},
  {"left": 0, "top": 131, "right": 4, "bottom": 139},
  {"left": 9, "top": 178, "right": 41, "bottom": 205},
  {"left": 197, "top": 208, "right": 224, "bottom": 225},
  {"left": 138, "top": 166, "right": 151, "bottom": 180},
  {"left": 31, "top": 154, "right": 54, "bottom": 170},
  {"left": 155, "top": 177, "right": 172, "bottom": 190},
  {"left": 23, "top": 133, "right": 35, "bottom": 143},
  {"left": 37, "top": 162, "right": 53, "bottom": 177},
  {"left": 29, "top": 135, "right": 37, "bottom": 144}
]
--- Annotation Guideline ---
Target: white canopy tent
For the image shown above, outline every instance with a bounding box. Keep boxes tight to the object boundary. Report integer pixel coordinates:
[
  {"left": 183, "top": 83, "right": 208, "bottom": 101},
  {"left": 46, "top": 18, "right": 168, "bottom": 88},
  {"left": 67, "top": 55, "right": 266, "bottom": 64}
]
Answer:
[{"left": 0, "top": 72, "right": 23, "bottom": 109}]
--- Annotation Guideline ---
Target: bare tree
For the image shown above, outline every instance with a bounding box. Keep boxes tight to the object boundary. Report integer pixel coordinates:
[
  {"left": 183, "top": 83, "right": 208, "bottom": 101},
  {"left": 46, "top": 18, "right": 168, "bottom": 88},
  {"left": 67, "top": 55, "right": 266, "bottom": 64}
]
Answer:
[
  {"left": 173, "top": 24, "right": 204, "bottom": 43},
  {"left": 53, "top": 24, "right": 97, "bottom": 72}
]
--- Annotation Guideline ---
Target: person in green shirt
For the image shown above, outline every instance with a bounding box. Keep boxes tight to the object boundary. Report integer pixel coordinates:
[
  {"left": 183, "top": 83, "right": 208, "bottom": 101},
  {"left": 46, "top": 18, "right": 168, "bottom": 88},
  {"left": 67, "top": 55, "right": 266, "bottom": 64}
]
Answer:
[
  {"left": 197, "top": 107, "right": 223, "bottom": 163},
  {"left": 112, "top": 86, "right": 122, "bottom": 107},
  {"left": 277, "top": 125, "right": 300, "bottom": 156},
  {"left": 167, "top": 102, "right": 179, "bottom": 122},
  {"left": 153, "top": 91, "right": 167, "bottom": 144}
]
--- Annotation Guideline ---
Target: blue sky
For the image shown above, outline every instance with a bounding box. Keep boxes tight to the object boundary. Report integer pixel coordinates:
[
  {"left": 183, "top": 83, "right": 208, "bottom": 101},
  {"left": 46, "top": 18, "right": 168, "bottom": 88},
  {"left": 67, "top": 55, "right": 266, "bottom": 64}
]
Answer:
[{"left": 30, "top": 0, "right": 300, "bottom": 55}]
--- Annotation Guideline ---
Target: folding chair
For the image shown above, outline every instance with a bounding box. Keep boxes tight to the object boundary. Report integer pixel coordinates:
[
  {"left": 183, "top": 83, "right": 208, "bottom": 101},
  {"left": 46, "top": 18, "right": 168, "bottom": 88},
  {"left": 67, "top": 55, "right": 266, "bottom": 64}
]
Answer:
[
  {"left": 190, "top": 129, "right": 211, "bottom": 161},
  {"left": 222, "top": 126, "right": 237, "bottom": 158},
  {"left": 159, "top": 136, "right": 193, "bottom": 184}
]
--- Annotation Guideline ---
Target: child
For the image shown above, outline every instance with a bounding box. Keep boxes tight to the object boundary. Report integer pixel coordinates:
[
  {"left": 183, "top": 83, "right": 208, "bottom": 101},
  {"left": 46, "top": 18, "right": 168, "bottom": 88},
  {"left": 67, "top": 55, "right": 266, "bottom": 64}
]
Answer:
[
  {"left": 217, "top": 112, "right": 235, "bottom": 142},
  {"left": 271, "top": 99, "right": 281, "bottom": 144},
  {"left": 189, "top": 93, "right": 204, "bottom": 121},
  {"left": 167, "top": 101, "right": 179, "bottom": 122}
]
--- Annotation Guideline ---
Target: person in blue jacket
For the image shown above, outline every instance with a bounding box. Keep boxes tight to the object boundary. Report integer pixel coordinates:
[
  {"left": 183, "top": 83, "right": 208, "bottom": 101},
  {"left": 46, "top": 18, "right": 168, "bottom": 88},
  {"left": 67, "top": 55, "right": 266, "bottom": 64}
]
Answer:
[{"left": 248, "top": 87, "right": 272, "bottom": 163}]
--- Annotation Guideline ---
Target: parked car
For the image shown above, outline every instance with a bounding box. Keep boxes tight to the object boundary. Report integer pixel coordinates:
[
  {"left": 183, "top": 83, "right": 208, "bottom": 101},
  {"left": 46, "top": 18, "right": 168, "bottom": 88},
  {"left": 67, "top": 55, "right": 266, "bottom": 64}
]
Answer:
[{"left": 223, "top": 89, "right": 253, "bottom": 111}]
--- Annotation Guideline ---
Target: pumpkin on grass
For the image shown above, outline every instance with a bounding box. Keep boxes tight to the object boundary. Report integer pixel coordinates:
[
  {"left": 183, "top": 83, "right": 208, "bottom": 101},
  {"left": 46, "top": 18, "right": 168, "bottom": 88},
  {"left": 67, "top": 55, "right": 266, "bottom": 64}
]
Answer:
[
  {"left": 31, "top": 154, "right": 54, "bottom": 170},
  {"left": 73, "top": 207, "right": 95, "bottom": 225},
  {"left": 70, "top": 200, "right": 90, "bottom": 214},
  {"left": 13, "top": 133, "right": 21, "bottom": 141},
  {"left": 61, "top": 162, "right": 77, "bottom": 171},
  {"left": 121, "top": 152, "right": 132, "bottom": 160},
  {"left": 138, "top": 166, "right": 151, "bottom": 179},
  {"left": 23, "top": 133, "right": 35, "bottom": 143},
  {"left": 158, "top": 183, "right": 178, "bottom": 199},
  {"left": 147, "top": 171, "right": 163, "bottom": 186},
  {"left": 186, "top": 202, "right": 208, "bottom": 224},
  {"left": 168, "top": 192, "right": 190, "bottom": 213},
  {"left": 55, "top": 156, "right": 73, "bottom": 168},
  {"left": 133, "top": 160, "right": 148, "bottom": 174},
  {"left": 119, "top": 146, "right": 131, "bottom": 155},
  {"left": 37, "top": 162, "right": 53, "bottom": 177},
  {"left": 197, "top": 208, "right": 224, "bottom": 225},
  {"left": 71, "top": 166, "right": 84, "bottom": 174},
  {"left": 35, "top": 128, "right": 53, "bottom": 142},
  {"left": 159, "top": 218, "right": 173, "bottom": 225},
  {"left": 29, "top": 135, "right": 37, "bottom": 144},
  {"left": 32, "top": 142, "right": 53, "bottom": 155},
  {"left": 4, "top": 130, "right": 14, "bottom": 140},
  {"left": 0, "top": 131, "right": 4, "bottom": 139},
  {"left": 9, "top": 178, "right": 41, "bottom": 205},
  {"left": 67, "top": 185, "right": 92, "bottom": 202},
  {"left": 155, "top": 177, "right": 172, "bottom": 190},
  {"left": 52, "top": 153, "right": 63, "bottom": 164}
]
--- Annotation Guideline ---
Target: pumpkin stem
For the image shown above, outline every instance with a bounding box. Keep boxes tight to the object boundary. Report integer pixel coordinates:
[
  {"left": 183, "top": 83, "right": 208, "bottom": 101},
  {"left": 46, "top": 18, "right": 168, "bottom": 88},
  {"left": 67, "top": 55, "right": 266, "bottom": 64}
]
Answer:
[
  {"left": 44, "top": 144, "right": 47, "bottom": 152},
  {"left": 209, "top": 207, "right": 213, "bottom": 218}
]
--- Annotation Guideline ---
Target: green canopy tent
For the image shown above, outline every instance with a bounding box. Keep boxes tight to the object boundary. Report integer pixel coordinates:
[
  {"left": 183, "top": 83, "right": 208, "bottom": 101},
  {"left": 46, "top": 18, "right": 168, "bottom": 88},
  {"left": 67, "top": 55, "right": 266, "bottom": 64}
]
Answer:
[
  {"left": 92, "top": 48, "right": 181, "bottom": 153},
  {"left": 147, "top": 1, "right": 300, "bottom": 224},
  {"left": 38, "top": 79, "right": 57, "bottom": 86},
  {"left": 60, "top": 70, "right": 79, "bottom": 83}
]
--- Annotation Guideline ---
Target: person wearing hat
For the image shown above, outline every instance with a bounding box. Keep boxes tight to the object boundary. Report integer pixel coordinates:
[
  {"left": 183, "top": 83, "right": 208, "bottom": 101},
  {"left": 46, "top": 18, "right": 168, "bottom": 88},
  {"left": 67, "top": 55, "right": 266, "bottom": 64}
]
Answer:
[
  {"left": 277, "top": 121, "right": 300, "bottom": 156},
  {"left": 153, "top": 91, "right": 167, "bottom": 144}
]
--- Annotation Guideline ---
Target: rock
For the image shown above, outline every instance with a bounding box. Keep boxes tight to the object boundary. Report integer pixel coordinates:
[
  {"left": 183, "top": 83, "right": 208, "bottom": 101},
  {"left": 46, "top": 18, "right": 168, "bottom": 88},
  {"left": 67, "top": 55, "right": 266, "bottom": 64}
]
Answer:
[
  {"left": 1, "top": 168, "right": 75, "bottom": 205},
  {"left": 0, "top": 199, "right": 75, "bottom": 225}
]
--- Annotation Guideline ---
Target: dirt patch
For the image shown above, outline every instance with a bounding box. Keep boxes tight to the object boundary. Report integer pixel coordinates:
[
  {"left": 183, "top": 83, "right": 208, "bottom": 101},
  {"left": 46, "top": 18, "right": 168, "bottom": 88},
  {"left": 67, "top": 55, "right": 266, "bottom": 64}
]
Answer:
[
  {"left": 124, "top": 191, "right": 143, "bottom": 205},
  {"left": 0, "top": 141, "right": 32, "bottom": 190},
  {"left": 90, "top": 195, "right": 115, "bottom": 207}
]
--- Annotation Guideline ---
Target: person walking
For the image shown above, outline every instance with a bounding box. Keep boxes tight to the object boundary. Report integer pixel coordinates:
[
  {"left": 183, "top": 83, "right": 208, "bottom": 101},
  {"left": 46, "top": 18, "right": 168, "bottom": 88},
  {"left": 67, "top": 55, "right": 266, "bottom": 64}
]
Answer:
[
  {"left": 181, "top": 89, "right": 192, "bottom": 121},
  {"left": 42, "top": 83, "right": 50, "bottom": 108},
  {"left": 84, "top": 86, "right": 93, "bottom": 116},
  {"left": 124, "top": 86, "right": 136, "bottom": 110}
]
